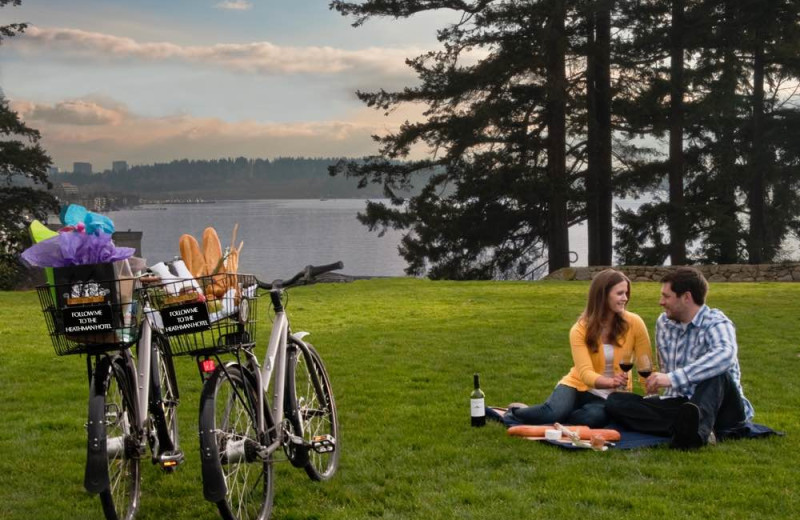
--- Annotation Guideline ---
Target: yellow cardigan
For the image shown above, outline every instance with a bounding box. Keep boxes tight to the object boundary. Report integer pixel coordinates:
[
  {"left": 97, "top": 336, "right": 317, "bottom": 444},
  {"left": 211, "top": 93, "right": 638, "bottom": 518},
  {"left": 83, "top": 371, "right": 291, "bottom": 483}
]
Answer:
[{"left": 558, "top": 310, "right": 652, "bottom": 392}]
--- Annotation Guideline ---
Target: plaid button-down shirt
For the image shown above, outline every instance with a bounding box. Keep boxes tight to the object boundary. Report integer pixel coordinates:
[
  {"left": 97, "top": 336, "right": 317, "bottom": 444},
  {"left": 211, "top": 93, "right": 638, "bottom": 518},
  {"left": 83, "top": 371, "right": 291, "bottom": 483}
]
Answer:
[{"left": 657, "top": 305, "right": 754, "bottom": 420}]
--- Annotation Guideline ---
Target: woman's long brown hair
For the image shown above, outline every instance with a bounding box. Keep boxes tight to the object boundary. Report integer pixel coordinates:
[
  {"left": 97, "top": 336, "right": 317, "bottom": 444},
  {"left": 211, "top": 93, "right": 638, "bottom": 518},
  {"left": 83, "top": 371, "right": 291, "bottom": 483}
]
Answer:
[{"left": 581, "top": 269, "right": 630, "bottom": 353}]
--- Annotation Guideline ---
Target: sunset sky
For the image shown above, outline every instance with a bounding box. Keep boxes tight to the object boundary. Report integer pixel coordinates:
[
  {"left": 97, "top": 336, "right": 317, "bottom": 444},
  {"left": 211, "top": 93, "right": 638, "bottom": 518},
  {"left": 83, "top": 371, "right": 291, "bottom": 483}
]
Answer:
[{"left": 1, "top": 1, "right": 457, "bottom": 171}]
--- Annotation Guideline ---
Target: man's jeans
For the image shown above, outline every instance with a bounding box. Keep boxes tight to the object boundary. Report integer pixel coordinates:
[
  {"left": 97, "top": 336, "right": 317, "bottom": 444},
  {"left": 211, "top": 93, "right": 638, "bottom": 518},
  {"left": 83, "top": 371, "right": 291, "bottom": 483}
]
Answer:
[
  {"left": 506, "top": 384, "right": 609, "bottom": 428},
  {"left": 605, "top": 372, "right": 747, "bottom": 441}
]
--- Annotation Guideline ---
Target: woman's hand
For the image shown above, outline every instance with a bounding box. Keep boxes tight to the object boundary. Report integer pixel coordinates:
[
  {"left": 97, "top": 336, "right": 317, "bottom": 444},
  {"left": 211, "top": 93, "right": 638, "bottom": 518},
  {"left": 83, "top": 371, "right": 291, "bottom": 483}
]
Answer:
[
  {"left": 610, "top": 372, "right": 629, "bottom": 388},
  {"left": 597, "top": 372, "right": 628, "bottom": 389}
]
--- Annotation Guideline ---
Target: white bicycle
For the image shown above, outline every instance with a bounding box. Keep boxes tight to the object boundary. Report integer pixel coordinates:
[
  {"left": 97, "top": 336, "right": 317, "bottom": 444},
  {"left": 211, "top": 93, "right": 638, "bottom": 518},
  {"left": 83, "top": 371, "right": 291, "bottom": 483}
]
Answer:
[{"left": 149, "top": 262, "right": 342, "bottom": 520}]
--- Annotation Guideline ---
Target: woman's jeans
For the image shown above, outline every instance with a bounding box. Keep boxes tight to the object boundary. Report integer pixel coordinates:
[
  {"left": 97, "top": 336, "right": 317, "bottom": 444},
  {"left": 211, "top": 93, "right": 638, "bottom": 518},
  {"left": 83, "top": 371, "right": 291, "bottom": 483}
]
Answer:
[{"left": 505, "top": 384, "right": 609, "bottom": 428}]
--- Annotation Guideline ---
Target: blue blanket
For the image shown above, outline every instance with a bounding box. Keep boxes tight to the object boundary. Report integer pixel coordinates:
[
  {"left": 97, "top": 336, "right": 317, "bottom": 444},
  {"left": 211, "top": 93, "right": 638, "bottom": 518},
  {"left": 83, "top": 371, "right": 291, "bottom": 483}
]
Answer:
[{"left": 486, "top": 406, "right": 781, "bottom": 450}]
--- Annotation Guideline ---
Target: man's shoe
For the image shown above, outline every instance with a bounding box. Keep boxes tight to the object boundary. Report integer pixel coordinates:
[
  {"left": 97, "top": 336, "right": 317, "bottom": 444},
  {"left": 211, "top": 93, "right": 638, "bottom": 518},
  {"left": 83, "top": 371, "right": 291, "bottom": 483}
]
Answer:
[{"left": 670, "top": 402, "right": 704, "bottom": 450}]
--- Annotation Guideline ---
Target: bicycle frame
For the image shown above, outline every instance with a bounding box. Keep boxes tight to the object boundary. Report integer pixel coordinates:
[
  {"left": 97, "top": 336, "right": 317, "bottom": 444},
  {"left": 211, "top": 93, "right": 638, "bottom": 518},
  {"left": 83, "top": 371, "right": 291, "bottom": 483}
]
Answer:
[
  {"left": 133, "top": 319, "right": 154, "bottom": 431},
  {"left": 259, "top": 301, "right": 288, "bottom": 435}
]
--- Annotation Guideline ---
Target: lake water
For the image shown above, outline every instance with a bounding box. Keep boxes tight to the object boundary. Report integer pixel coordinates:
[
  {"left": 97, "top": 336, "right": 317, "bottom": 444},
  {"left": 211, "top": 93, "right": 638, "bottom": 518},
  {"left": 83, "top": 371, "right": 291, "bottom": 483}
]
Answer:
[
  {"left": 109, "top": 199, "right": 408, "bottom": 280},
  {"left": 109, "top": 198, "right": 798, "bottom": 279},
  {"left": 106, "top": 198, "right": 641, "bottom": 279}
]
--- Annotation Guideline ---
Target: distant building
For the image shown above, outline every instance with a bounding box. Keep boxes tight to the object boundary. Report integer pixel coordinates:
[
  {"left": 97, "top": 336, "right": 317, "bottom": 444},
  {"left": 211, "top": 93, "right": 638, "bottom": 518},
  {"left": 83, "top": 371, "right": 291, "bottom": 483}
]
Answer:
[
  {"left": 112, "top": 160, "right": 128, "bottom": 173},
  {"left": 47, "top": 166, "right": 59, "bottom": 176},
  {"left": 73, "top": 162, "right": 92, "bottom": 175},
  {"left": 60, "top": 182, "right": 79, "bottom": 194},
  {"left": 93, "top": 197, "right": 108, "bottom": 212}
]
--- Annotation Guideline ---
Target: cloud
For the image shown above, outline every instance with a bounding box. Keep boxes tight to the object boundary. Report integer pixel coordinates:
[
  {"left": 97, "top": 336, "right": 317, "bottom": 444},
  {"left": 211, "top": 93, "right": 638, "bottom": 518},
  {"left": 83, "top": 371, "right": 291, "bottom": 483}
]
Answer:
[
  {"left": 14, "top": 98, "right": 128, "bottom": 126},
  {"left": 11, "top": 96, "right": 429, "bottom": 169},
  {"left": 15, "top": 26, "right": 422, "bottom": 78},
  {"left": 214, "top": 1, "right": 253, "bottom": 10}
]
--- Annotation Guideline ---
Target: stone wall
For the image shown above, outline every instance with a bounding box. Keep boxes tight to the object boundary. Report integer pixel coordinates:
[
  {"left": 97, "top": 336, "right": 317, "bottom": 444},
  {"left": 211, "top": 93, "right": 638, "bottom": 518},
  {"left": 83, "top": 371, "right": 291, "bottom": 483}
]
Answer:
[{"left": 545, "top": 263, "right": 800, "bottom": 282}]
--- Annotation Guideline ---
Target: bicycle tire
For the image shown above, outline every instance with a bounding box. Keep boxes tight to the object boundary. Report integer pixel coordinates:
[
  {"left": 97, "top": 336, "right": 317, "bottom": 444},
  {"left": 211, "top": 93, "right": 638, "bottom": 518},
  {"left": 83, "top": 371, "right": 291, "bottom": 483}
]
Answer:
[
  {"left": 148, "top": 335, "right": 180, "bottom": 463},
  {"left": 92, "top": 354, "right": 141, "bottom": 520},
  {"left": 199, "top": 363, "right": 274, "bottom": 520},
  {"left": 286, "top": 341, "right": 340, "bottom": 481}
]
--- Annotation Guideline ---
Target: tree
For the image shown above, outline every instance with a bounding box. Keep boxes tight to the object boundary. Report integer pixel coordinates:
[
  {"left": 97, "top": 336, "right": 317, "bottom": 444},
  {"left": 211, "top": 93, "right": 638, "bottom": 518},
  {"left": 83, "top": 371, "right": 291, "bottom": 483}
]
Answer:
[
  {"left": 330, "top": 0, "right": 585, "bottom": 278},
  {"left": 612, "top": 0, "right": 800, "bottom": 266},
  {"left": 1, "top": 0, "right": 58, "bottom": 287},
  {"left": 584, "top": 0, "right": 614, "bottom": 266}
]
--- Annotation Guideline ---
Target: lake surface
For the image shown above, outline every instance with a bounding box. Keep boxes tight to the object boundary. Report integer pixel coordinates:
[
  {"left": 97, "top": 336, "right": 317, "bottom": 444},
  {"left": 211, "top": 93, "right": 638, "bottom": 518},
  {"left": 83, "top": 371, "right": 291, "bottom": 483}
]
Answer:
[
  {"left": 107, "top": 198, "right": 640, "bottom": 279},
  {"left": 109, "top": 198, "right": 798, "bottom": 279},
  {"left": 109, "top": 199, "right": 408, "bottom": 279}
]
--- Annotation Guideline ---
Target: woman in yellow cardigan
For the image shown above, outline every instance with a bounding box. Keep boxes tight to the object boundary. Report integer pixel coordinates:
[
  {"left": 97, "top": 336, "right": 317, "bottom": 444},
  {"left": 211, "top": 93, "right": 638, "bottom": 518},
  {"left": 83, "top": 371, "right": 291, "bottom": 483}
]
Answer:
[{"left": 505, "top": 269, "right": 652, "bottom": 428}]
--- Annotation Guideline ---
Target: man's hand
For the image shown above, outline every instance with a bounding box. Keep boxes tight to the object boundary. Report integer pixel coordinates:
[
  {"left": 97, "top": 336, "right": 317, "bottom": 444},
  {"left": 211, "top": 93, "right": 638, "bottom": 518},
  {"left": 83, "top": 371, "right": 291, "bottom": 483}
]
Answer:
[{"left": 645, "top": 372, "right": 671, "bottom": 394}]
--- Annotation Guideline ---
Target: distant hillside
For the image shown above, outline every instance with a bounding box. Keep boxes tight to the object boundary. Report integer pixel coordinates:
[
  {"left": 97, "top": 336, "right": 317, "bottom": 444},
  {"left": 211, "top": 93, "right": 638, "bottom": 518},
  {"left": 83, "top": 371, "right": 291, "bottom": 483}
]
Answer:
[{"left": 51, "top": 157, "right": 396, "bottom": 200}]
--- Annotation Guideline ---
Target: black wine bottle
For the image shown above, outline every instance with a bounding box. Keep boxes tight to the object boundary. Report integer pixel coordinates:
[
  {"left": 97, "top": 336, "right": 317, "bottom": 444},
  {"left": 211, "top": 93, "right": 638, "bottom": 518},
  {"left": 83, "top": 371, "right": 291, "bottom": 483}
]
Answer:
[{"left": 471, "top": 373, "right": 486, "bottom": 427}]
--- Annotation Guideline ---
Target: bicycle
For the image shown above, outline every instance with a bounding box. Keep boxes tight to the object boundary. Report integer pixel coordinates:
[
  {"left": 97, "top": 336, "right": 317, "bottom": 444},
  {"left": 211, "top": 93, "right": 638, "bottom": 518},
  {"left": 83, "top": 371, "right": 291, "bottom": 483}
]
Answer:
[
  {"left": 37, "top": 272, "right": 184, "bottom": 520},
  {"left": 141, "top": 262, "right": 342, "bottom": 520}
]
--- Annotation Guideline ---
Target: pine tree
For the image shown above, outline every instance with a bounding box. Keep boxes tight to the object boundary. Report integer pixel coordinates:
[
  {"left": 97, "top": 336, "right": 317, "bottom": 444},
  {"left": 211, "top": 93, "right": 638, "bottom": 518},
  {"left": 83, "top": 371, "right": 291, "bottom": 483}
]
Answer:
[
  {"left": 1, "top": 0, "right": 58, "bottom": 287},
  {"left": 330, "top": 0, "right": 582, "bottom": 278}
]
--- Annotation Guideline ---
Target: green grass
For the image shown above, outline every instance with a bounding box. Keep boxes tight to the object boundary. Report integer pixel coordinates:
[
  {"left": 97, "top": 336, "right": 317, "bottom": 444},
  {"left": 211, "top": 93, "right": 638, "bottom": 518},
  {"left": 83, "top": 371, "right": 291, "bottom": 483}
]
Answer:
[{"left": 1, "top": 279, "right": 798, "bottom": 519}]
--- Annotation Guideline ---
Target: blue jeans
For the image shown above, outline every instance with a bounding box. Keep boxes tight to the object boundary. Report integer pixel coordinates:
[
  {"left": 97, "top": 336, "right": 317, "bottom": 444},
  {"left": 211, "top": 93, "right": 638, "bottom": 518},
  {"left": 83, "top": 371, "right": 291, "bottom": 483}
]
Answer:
[{"left": 505, "top": 384, "right": 610, "bottom": 428}]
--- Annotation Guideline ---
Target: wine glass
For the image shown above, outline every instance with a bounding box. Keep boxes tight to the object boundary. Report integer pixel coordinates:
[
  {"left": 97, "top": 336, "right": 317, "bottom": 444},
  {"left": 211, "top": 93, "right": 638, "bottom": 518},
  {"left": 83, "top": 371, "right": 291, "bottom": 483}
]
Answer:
[
  {"left": 637, "top": 354, "right": 654, "bottom": 395},
  {"left": 618, "top": 352, "right": 634, "bottom": 390}
]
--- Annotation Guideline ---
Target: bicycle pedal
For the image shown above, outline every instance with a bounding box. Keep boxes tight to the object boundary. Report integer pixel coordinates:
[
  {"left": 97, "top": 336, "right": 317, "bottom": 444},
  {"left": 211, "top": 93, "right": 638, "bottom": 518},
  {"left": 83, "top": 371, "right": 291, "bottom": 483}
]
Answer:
[
  {"left": 310, "top": 435, "right": 336, "bottom": 453},
  {"left": 157, "top": 450, "right": 185, "bottom": 469}
]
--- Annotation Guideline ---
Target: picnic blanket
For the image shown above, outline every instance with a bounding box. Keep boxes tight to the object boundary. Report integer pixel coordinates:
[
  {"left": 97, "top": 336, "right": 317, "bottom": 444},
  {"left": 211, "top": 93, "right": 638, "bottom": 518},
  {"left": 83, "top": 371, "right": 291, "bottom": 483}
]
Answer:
[{"left": 486, "top": 406, "right": 781, "bottom": 450}]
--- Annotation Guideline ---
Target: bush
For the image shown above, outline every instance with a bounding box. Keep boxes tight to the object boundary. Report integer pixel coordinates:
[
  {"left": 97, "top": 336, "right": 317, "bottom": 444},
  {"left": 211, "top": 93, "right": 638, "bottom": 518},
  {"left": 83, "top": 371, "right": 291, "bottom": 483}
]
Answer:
[{"left": 0, "top": 254, "right": 25, "bottom": 290}]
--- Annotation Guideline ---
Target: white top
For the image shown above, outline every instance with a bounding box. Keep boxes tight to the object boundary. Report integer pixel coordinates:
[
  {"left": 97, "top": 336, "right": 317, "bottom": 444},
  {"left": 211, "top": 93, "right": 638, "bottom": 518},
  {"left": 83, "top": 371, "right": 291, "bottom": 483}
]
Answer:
[{"left": 589, "top": 344, "right": 615, "bottom": 399}]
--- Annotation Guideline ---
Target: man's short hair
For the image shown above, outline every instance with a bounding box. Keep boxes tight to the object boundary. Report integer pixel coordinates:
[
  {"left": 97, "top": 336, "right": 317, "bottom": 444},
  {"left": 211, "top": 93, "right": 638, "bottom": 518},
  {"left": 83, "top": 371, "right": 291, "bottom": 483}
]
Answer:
[{"left": 660, "top": 267, "right": 708, "bottom": 305}]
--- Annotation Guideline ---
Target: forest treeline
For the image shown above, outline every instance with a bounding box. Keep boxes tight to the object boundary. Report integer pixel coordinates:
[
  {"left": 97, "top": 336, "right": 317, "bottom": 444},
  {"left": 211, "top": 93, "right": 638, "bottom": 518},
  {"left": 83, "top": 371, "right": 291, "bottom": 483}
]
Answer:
[{"left": 51, "top": 157, "right": 392, "bottom": 200}]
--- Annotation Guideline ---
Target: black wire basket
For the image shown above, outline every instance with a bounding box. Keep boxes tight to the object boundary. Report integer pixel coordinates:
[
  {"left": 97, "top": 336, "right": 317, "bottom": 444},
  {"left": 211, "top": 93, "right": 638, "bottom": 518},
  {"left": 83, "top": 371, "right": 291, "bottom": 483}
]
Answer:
[
  {"left": 141, "top": 273, "right": 258, "bottom": 357},
  {"left": 36, "top": 277, "right": 143, "bottom": 356}
]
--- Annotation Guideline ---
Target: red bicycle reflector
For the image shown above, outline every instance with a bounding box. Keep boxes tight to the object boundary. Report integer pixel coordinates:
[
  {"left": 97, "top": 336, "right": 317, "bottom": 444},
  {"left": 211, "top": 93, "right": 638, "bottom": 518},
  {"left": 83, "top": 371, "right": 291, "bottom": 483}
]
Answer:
[{"left": 201, "top": 359, "right": 216, "bottom": 373}]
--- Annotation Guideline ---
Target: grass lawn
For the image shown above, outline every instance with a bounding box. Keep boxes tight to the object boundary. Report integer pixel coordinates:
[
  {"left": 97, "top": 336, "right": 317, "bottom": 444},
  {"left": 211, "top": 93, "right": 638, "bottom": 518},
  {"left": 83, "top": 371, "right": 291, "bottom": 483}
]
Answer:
[{"left": 0, "top": 278, "right": 798, "bottom": 519}]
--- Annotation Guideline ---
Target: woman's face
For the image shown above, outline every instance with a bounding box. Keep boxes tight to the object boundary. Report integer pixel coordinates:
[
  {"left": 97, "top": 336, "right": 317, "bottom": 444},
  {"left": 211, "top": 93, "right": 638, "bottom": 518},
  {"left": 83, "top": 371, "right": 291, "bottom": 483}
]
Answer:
[{"left": 606, "top": 280, "right": 629, "bottom": 315}]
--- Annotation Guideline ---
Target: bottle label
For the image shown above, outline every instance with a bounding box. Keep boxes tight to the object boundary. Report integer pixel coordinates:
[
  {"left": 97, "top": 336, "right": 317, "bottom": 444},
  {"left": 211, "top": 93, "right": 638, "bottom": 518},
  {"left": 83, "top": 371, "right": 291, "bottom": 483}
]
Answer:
[{"left": 470, "top": 398, "right": 485, "bottom": 417}]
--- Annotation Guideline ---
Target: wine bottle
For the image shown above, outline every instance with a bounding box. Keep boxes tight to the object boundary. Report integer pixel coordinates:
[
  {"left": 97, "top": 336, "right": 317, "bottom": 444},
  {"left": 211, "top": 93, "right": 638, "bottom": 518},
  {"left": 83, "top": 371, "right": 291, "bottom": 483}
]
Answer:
[{"left": 471, "top": 373, "right": 486, "bottom": 427}]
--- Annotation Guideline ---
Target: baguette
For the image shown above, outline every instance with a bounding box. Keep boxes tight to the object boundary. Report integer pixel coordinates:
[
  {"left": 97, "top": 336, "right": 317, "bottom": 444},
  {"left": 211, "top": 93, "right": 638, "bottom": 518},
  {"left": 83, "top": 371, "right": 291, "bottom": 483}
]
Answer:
[
  {"left": 179, "top": 234, "right": 206, "bottom": 278},
  {"left": 202, "top": 227, "right": 224, "bottom": 275},
  {"left": 506, "top": 425, "right": 620, "bottom": 442}
]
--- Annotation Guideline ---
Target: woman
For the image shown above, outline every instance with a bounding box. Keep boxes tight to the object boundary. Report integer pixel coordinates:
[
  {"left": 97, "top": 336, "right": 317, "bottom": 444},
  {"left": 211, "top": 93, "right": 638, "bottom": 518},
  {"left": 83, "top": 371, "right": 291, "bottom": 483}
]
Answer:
[{"left": 505, "top": 269, "right": 652, "bottom": 428}]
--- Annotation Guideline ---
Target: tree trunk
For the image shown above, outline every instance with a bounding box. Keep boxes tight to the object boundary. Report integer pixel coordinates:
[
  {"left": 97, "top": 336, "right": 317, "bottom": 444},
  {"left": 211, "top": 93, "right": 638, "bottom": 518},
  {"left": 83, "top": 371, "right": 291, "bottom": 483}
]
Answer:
[
  {"left": 668, "top": 0, "right": 687, "bottom": 265},
  {"left": 747, "top": 39, "right": 766, "bottom": 263},
  {"left": 716, "top": 1, "right": 740, "bottom": 264},
  {"left": 596, "top": 0, "right": 613, "bottom": 265},
  {"left": 586, "top": 3, "right": 600, "bottom": 265},
  {"left": 546, "top": 0, "right": 570, "bottom": 273}
]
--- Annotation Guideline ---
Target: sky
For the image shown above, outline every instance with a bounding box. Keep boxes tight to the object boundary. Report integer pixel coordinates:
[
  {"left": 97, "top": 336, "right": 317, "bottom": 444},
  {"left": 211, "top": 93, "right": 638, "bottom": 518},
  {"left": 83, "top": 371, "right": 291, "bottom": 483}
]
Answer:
[{"left": 1, "top": 0, "right": 458, "bottom": 171}]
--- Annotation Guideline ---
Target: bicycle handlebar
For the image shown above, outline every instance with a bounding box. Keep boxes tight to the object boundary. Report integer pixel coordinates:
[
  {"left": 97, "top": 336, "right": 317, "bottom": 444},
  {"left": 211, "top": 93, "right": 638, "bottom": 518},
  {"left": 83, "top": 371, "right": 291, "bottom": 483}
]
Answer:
[{"left": 256, "top": 261, "right": 344, "bottom": 290}]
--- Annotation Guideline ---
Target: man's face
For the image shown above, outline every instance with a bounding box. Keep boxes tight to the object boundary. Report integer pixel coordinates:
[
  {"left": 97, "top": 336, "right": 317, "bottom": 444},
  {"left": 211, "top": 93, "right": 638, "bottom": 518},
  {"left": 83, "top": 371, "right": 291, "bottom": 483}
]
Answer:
[{"left": 659, "top": 283, "right": 689, "bottom": 322}]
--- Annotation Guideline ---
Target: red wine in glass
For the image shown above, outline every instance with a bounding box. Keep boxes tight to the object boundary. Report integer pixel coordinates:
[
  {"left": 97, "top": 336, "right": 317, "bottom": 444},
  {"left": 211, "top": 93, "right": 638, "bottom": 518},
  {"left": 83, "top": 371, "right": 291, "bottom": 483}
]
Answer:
[
  {"left": 619, "top": 362, "right": 633, "bottom": 373},
  {"left": 637, "top": 369, "right": 652, "bottom": 378}
]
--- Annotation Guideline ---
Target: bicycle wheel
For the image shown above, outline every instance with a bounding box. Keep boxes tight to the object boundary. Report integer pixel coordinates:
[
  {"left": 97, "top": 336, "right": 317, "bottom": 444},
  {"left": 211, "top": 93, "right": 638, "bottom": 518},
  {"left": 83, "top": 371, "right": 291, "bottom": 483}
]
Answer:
[
  {"left": 199, "top": 363, "right": 273, "bottom": 520},
  {"left": 287, "top": 341, "right": 340, "bottom": 481},
  {"left": 93, "top": 355, "right": 141, "bottom": 520},
  {"left": 149, "top": 335, "right": 181, "bottom": 468}
]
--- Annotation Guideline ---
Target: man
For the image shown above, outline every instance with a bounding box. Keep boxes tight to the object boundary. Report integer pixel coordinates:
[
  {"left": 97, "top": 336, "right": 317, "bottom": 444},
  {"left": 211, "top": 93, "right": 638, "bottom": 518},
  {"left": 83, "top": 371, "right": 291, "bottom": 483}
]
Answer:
[{"left": 606, "top": 266, "right": 753, "bottom": 449}]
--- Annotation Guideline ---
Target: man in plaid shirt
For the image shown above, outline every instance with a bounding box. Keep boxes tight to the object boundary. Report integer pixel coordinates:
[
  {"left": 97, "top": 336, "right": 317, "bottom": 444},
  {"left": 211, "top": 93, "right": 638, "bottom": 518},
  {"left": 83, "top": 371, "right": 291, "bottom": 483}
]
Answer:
[{"left": 606, "top": 267, "right": 752, "bottom": 449}]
